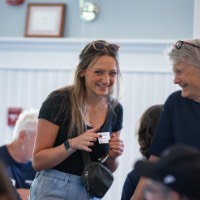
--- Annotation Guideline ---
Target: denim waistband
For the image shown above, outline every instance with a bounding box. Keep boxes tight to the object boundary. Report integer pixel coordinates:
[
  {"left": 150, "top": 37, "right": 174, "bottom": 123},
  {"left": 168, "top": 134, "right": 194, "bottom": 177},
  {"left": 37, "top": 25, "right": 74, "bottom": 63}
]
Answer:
[{"left": 36, "top": 169, "right": 82, "bottom": 183}]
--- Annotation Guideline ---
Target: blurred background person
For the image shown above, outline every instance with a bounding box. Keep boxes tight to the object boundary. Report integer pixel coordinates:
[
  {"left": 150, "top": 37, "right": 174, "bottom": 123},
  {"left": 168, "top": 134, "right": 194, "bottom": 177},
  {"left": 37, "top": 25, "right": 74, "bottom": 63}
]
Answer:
[
  {"left": 132, "top": 38, "right": 200, "bottom": 200},
  {"left": 121, "top": 104, "right": 163, "bottom": 200},
  {"left": 0, "top": 161, "right": 21, "bottom": 200},
  {"left": 134, "top": 144, "right": 200, "bottom": 200},
  {"left": 0, "top": 108, "right": 38, "bottom": 200}
]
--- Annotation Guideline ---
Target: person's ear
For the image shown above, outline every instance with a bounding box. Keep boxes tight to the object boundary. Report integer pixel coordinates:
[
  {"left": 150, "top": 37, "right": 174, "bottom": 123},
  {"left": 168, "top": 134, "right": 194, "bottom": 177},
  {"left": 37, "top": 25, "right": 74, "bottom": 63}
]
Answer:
[
  {"left": 80, "top": 70, "right": 86, "bottom": 77},
  {"left": 18, "top": 131, "right": 26, "bottom": 142}
]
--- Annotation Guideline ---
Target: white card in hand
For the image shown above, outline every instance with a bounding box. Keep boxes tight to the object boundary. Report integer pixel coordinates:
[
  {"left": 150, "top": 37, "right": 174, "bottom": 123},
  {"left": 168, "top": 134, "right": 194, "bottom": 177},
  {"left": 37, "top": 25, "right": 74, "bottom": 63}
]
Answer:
[{"left": 98, "top": 132, "right": 110, "bottom": 144}]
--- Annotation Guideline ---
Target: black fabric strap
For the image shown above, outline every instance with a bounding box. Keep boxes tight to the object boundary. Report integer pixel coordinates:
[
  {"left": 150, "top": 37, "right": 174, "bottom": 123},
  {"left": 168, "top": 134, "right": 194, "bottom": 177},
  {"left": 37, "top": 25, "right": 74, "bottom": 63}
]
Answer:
[{"left": 82, "top": 151, "right": 91, "bottom": 166}]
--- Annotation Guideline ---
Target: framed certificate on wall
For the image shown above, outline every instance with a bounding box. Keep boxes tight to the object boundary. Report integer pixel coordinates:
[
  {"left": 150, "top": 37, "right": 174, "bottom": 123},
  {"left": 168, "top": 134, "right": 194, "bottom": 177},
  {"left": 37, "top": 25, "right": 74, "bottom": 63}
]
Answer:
[{"left": 25, "top": 3, "right": 66, "bottom": 37}]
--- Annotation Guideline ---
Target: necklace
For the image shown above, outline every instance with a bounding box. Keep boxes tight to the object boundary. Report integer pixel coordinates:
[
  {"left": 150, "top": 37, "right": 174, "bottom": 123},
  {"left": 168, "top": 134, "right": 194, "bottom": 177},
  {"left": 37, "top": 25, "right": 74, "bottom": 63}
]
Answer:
[
  {"left": 86, "top": 108, "right": 97, "bottom": 125},
  {"left": 86, "top": 104, "right": 107, "bottom": 126}
]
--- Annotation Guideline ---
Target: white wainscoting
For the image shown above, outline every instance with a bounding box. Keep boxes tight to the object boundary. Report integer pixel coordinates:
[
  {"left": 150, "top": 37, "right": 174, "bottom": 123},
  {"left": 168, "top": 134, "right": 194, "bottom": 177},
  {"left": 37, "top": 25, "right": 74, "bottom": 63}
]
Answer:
[{"left": 0, "top": 38, "right": 179, "bottom": 199}]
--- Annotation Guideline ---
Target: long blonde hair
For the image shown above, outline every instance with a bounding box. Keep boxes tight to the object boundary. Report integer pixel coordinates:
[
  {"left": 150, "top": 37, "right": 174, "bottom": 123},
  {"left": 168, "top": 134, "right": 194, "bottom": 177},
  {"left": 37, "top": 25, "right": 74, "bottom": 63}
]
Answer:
[{"left": 51, "top": 40, "right": 121, "bottom": 137}]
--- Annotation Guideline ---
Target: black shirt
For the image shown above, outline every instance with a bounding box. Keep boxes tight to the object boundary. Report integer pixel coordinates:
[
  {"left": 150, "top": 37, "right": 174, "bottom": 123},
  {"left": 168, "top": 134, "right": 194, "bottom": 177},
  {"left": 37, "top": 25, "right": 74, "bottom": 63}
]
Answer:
[{"left": 39, "top": 91, "right": 123, "bottom": 175}]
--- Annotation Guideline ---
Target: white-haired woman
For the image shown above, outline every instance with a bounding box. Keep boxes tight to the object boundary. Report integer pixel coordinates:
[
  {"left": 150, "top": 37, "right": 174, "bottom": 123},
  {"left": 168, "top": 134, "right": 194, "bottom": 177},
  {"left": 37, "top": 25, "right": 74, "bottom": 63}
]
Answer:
[{"left": 132, "top": 39, "right": 200, "bottom": 200}]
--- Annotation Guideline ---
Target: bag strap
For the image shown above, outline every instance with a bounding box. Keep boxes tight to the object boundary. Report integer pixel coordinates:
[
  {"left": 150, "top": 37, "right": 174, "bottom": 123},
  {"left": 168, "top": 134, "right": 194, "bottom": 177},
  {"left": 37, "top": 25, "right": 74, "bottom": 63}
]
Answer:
[{"left": 82, "top": 151, "right": 91, "bottom": 166}]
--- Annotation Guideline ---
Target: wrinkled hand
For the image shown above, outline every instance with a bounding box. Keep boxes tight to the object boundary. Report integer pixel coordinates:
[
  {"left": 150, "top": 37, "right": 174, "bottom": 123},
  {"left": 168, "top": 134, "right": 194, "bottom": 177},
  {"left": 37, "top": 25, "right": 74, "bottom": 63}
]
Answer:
[
  {"left": 70, "top": 126, "right": 100, "bottom": 152},
  {"left": 108, "top": 133, "right": 124, "bottom": 159}
]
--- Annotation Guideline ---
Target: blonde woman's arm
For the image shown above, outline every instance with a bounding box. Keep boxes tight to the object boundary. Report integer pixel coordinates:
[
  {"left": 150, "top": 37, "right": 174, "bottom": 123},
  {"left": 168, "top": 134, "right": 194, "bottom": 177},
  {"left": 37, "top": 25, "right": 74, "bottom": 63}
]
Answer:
[
  {"left": 33, "top": 119, "right": 100, "bottom": 171},
  {"left": 104, "top": 131, "right": 124, "bottom": 172}
]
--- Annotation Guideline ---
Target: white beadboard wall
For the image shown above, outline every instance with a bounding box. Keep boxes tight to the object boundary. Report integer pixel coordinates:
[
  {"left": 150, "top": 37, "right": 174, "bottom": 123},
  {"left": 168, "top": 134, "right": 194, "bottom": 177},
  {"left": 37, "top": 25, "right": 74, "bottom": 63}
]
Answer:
[{"left": 0, "top": 38, "right": 179, "bottom": 200}]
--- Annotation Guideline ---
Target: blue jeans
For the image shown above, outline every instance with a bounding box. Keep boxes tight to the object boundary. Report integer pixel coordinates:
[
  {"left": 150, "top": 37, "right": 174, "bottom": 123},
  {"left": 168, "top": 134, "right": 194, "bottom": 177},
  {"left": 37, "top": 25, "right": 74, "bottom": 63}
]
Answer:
[{"left": 29, "top": 169, "right": 101, "bottom": 200}]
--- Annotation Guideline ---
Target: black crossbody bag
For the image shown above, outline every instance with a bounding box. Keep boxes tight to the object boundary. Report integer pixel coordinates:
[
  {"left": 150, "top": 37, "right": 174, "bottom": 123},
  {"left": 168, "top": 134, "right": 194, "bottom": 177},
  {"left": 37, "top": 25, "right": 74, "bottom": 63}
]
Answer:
[{"left": 81, "top": 151, "right": 114, "bottom": 198}]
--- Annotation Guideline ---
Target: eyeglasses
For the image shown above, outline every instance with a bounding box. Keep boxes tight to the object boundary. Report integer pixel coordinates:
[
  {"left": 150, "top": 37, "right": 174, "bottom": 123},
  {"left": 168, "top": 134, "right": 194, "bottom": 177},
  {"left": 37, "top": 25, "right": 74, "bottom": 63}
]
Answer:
[
  {"left": 174, "top": 40, "right": 200, "bottom": 50},
  {"left": 83, "top": 41, "right": 120, "bottom": 54}
]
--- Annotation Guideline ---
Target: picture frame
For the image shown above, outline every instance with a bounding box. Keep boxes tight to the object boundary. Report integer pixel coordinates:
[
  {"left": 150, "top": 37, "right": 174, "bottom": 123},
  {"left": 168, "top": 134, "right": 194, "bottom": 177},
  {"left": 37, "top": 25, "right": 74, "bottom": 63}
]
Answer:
[{"left": 25, "top": 3, "right": 66, "bottom": 37}]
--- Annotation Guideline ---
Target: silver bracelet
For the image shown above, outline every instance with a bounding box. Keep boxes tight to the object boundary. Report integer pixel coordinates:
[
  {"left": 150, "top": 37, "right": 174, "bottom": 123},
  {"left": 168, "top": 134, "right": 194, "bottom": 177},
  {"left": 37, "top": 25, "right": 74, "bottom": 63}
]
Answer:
[{"left": 98, "top": 154, "right": 109, "bottom": 163}]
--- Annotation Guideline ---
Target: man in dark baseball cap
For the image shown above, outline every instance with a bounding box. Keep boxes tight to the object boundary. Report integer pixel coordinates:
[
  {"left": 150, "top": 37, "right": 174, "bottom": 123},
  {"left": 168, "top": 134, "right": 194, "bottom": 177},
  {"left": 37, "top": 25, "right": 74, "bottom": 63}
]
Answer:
[{"left": 134, "top": 144, "right": 200, "bottom": 200}]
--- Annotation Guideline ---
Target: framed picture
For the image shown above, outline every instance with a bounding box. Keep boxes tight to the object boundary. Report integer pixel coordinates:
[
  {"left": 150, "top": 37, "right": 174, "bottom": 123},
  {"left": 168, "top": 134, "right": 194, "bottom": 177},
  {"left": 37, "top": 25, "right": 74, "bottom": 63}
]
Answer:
[{"left": 25, "top": 3, "right": 66, "bottom": 37}]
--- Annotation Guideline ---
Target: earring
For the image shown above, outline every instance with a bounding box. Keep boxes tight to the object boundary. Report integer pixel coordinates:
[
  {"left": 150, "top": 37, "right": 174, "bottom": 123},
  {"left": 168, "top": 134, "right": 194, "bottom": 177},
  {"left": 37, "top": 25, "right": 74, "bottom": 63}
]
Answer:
[{"left": 80, "top": 73, "right": 85, "bottom": 77}]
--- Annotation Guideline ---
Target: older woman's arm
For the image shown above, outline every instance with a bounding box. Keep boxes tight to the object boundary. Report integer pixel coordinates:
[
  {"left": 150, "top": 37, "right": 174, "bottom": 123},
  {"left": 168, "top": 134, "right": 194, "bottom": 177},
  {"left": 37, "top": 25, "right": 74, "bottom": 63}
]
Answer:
[{"left": 131, "top": 155, "right": 159, "bottom": 200}]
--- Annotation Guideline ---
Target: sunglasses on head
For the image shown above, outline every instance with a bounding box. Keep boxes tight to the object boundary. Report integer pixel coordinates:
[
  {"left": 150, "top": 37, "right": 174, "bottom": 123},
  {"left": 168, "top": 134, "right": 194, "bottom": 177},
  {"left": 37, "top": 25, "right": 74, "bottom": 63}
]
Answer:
[
  {"left": 83, "top": 41, "right": 120, "bottom": 54},
  {"left": 174, "top": 40, "right": 200, "bottom": 50}
]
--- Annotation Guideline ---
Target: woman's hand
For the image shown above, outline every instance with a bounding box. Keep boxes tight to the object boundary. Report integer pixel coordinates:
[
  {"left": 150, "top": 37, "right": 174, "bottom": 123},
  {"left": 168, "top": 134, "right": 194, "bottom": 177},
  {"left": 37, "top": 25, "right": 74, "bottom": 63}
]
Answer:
[
  {"left": 102, "top": 132, "right": 124, "bottom": 172},
  {"left": 108, "top": 133, "right": 124, "bottom": 159},
  {"left": 70, "top": 126, "right": 100, "bottom": 152}
]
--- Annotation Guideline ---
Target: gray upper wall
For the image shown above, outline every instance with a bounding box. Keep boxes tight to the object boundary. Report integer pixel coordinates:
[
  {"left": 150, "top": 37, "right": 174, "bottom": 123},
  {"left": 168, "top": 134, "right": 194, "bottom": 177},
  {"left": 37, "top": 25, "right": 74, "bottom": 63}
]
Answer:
[{"left": 0, "top": 0, "right": 194, "bottom": 39}]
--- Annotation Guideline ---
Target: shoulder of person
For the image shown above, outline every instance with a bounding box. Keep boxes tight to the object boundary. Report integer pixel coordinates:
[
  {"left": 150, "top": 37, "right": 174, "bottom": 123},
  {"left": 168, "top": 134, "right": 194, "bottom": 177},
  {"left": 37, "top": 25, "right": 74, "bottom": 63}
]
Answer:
[
  {"left": 165, "top": 90, "right": 182, "bottom": 104},
  {"left": 168, "top": 90, "right": 181, "bottom": 99},
  {"left": 115, "top": 102, "right": 123, "bottom": 112},
  {"left": 0, "top": 145, "right": 8, "bottom": 156},
  {"left": 49, "top": 86, "right": 70, "bottom": 98},
  {"left": 44, "top": 86, "right": 72, "bottom": 104}
]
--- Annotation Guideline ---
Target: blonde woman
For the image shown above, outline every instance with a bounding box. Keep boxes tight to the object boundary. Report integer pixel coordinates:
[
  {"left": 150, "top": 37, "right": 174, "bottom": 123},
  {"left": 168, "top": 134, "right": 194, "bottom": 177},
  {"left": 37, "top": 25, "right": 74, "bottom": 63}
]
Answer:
[{"left": 30, "top": 40, "right": 124, "bottom": 200}]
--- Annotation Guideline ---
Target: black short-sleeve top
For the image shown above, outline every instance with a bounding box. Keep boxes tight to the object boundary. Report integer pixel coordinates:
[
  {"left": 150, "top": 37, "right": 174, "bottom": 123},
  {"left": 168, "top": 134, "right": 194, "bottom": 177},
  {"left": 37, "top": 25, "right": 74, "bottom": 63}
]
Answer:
[{"left": 38, "top": 91, "right": 123, "bottom": 175}]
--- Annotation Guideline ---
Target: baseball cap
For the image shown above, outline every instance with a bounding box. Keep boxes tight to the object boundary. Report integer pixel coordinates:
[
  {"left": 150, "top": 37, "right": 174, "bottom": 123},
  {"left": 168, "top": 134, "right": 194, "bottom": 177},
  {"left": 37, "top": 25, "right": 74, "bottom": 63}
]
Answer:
[{"left": 134, "top": 144, "right": 200, "bottom": 199}]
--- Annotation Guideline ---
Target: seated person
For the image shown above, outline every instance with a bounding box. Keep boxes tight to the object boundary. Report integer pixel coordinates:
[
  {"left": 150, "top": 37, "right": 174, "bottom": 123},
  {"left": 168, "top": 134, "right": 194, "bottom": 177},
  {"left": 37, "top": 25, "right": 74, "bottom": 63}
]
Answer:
[
  {"left": 0, "top": 108, "right": 38, "bottom": 200},
  {"left": 134, "top": 144, "right": 200, "bottom": 200},
  {"left": 121, "top": 104, "right": 163, "bottom": 200}
]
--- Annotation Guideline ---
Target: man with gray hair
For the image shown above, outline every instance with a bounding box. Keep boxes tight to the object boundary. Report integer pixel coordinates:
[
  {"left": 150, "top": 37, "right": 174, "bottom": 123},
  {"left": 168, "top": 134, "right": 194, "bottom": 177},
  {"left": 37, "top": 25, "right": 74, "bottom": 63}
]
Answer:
[{"left": 0, "top": 108, "right": 38, "bottom": 200}]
